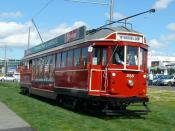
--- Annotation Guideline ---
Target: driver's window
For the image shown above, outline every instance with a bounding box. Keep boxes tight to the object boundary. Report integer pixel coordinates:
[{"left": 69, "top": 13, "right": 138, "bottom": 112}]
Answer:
[
  {"left": 127, "top": 46, "right": 138, "bottom": 65},
  {"left": 112, "top": 46, "right": 124, "bottom": 65}
]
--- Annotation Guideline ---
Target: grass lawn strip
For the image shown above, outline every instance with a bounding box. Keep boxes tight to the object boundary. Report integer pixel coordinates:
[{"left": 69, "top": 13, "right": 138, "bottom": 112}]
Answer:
[{"left": 0, "top": 83, "right": 175, "bottom": 131}]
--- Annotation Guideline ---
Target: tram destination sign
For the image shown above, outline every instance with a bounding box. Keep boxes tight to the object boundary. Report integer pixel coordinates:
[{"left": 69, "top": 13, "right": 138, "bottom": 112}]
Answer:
[
  {"left": 117, "top": 34, "right": 143, "bottom": 43},
  {"left": 25, "top": 26, "right": 86, "bottom": 56}
]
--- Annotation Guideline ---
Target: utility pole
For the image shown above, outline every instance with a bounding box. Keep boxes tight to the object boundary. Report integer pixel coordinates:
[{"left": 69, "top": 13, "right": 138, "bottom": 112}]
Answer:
[
  {"left": 4, "top": 44, "right": 7, "bottom": 74},
  {"left": 28, "top": 27, "right": 31, "bottom": 49},
  {"left": 109, "top": 0, "right": 114, "bottom": 24}
]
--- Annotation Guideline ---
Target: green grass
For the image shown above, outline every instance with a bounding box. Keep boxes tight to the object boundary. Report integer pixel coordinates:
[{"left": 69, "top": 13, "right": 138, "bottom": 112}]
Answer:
[{"left": 0, "top": 83, "right": 175, "bottom": 131}]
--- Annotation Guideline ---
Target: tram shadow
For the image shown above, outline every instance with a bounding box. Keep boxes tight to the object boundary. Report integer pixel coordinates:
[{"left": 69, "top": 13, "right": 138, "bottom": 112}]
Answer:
[
  {"left": 19, "top": 91, "right": 148, "bottom": 120},
  {"left": 19, "top": 91, "right": 57, "bottom": 107}
]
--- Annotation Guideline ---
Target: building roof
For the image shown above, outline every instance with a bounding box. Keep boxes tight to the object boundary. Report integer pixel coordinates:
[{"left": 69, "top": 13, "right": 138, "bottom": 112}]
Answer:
[{"left": 148, "top": 55, "right": 175, "bottom": 62}]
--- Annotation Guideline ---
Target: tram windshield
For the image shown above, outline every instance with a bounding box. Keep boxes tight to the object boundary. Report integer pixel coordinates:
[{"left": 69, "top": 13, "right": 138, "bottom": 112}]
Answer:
[
  {"left": 126, "top": 46, "right": 138, "bottom": 66},
  {"left": 111, "top": 46, "right": 146, "bottom": 68},
  {"left": 112, "top": 46, "right": 124, "bottom": 65}
]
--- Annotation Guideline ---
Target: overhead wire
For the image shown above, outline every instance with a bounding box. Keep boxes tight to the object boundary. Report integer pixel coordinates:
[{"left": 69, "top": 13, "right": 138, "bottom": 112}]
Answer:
[
  {"left": 32, "top": 0, "right": 55, "bottom": 19},
  {"left": 30, "top": 0, "right": 55, "bottom": 44},
  {"left": 64, "top": 0, "right": 108, "bottom": 5}
]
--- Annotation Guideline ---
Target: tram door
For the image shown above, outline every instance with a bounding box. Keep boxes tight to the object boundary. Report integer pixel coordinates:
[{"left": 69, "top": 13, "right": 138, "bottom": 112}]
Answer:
[{"left": 90, "top": 47, "right": 107, "bottom": 93}]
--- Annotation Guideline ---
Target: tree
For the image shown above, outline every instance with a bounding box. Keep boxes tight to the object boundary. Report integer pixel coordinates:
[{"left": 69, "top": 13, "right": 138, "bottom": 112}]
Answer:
[{"left": 168, "top": 68, "right": 175, "bottom": 75}]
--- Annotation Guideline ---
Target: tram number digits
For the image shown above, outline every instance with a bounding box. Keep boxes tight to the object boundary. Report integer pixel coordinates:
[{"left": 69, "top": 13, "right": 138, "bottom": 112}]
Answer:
[{"left": 126, "top": 74, "right": 134, "bottom": 78}]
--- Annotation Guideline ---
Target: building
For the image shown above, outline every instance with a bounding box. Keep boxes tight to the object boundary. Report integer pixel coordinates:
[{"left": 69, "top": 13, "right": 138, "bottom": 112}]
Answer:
[
  {"left": 148, "top": 55, "right": 175, "bottom": 75},
  {"left": 0, "top": 58, "right": 21, "bottom": 74}
]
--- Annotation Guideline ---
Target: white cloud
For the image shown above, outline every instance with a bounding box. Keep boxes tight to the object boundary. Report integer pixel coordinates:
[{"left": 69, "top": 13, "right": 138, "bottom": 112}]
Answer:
[
  {"left": 167, "top": 23, "right": 175, "bottom": 31},
  {"left": 47, "top": 21, "right": 88, "bottom": 40},
  {"left": 0, "top": 22, "right": 31, "bottom": 38},
  {"left": 149, "top": 50, "right": 166, "bottom": 56},
  {"left": 105, "top": 12, "right": 125, "bottom": 21},
  {"left": 0, "top": 11, "right": 22, "bottom": 19},
  {"left": 113, "top": 12, "right": 125, "bottom": 20},
  {"left": 148, "top": 31, "right": 175, "bottom": 56},
  {"left": 0, "top": 21, "right": 87, "bottom": 48},
  {"left": 160, "top": 33, "right": 175, "bottom": 41},
  {"left": 149, "top": 39, "right": 165, "bottom": 48},
  {"left": 152, "top": 0, "right": 173, "bottom": 10}
]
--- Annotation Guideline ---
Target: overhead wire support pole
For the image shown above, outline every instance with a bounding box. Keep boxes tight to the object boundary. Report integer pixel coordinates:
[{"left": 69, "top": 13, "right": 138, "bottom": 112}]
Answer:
[
  {"left": 28, "top": 27, "right": 31, "bottom": 49},
  {"left": 109, "top": 0, "right": 114, "bottom": 24},
  {"left": 4, "top": 44, "right": 7, "bottom": 74},
  {"left": 32, "top": 19, "right": 44, "bottom": 44}
]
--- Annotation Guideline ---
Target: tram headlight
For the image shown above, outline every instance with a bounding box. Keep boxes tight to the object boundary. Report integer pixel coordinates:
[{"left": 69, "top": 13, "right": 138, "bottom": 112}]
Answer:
[
  {"left": 128, "top": 80, "right": 134, "bottom": 87},
  {"left": 143, "top": 74, "right": 147, "bottom": 78},
  {"left": 112, "top": 73, "right": 116, "bottom": 77}
]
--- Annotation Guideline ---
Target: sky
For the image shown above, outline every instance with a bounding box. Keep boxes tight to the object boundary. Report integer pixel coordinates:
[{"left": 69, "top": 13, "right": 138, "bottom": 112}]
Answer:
[{"left": 0, "top": 0, "right": 175, "bottom": 59}]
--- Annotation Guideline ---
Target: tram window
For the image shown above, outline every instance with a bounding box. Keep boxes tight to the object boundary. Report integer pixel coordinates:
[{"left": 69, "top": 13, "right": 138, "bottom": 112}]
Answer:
[
  {"left": 29, "top": 60, "right": 32, "bottom": 69},
  {"left": 24, "top": 61, "right": 29, "bottom": 69},
  {"left": 50, "top": 55, "right": 55, "bottom": 80},
  {"left": 140, "top": 48, "right": 143, "bottom": 66},
  {"left": 41, "top": 57, "right": 45, "bottom": 79},
  {"left": 102, "top": 48, "right": 107, "bottom": 66},
  {"left": 74, "top": 48, "right": 80, "bottom": 66},
  {"left": 61, "top": 52, "right": 67, "bottom": 68},
  {"left": 44, "top": 56, "right": 50, "bottom": 80},
  {"left": 56, "top": 53, "right": 61, "bottom": 68},
  {"left": 111, "top": 46, "right": 124, "bottom": 65},
  {"left": 92, "top": 47, "right": 101, "bottom": 65},
  {"left": 140, "top": 48, "right": 147, "bottom": 66},
  {"left": 127, "top": 46, "right": 138, "bottom": 66},
  {"left": 67, "top": 50, "right": 73, "bottom": 67},
  {"left": 35, "top": 58, "right": 40, "bottom": 79},
  {"left": 32, "top": 59, "right": 36, "bottom": 79},
  {"left": 82, "top": 47, "right": 89, "bottom": 66},
  {"left": 38, "top": 57, "right": 44, "bottom": 80}
]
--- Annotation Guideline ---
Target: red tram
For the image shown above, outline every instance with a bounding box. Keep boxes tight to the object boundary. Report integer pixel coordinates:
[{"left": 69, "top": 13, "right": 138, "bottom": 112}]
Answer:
[{"left": 20, "top": 26, "right": 149, "bottom": 114}]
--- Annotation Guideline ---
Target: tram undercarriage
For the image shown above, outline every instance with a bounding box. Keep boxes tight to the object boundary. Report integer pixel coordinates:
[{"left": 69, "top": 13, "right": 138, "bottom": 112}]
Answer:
[{"left": 55, "top": 93, "right": 150, "bottom": 116}]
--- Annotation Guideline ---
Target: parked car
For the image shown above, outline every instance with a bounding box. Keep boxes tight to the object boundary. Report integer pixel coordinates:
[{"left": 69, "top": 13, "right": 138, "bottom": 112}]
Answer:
[
  {"left": 157, "top": 75, "right": 175, "bottom": 86},
  {"left": 0, "top": 74, "right": 16, "bottom": 82},
  {"left": 13, "top": 73, "right": 20, "bottom": 82},
  {"left": 152, "top": 74, "right": 164, "bottom": 85},
  {"left": 168, "top": 76, "right": 175, "bottom": 86}
]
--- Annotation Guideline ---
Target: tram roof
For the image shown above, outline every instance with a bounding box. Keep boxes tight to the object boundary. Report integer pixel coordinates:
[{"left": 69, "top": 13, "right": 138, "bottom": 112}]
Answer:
[
  {"left": 23, "top": 26, "right": 142, "bottom": 59},
  {"left": 86, "top": 26, "right": 139, "bottom": 40}
]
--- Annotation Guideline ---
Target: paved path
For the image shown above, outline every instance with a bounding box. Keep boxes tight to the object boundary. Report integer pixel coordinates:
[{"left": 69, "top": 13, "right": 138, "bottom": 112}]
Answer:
[{"left": 0, "top": 102, "right": 35, "bottom": 131}]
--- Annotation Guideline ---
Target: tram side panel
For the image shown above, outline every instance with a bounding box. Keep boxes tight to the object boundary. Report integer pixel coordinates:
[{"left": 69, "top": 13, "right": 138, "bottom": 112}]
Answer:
[
  {"left": 20, "top": 70, "right": 32, "bottom": 88},
  {"left": 54, "top": 69, "right": 89, "bottom": 97}
]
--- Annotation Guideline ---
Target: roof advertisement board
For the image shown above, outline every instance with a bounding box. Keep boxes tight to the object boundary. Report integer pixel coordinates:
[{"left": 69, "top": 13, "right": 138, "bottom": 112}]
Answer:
[{"left": 25, "top": 26, "right": 86, "bottom": 56}]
